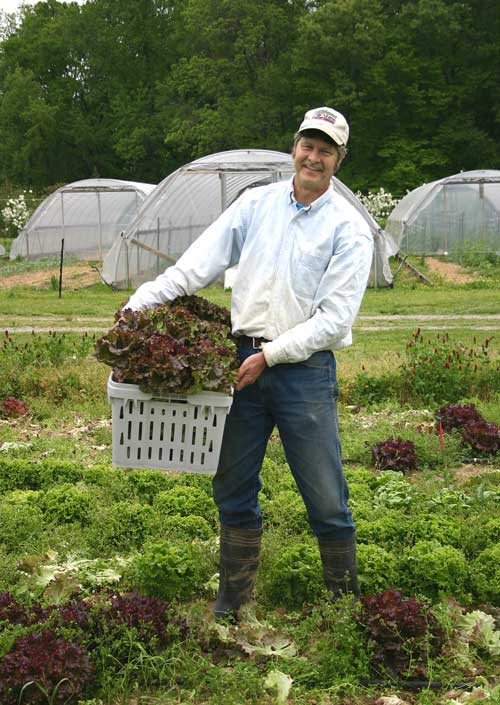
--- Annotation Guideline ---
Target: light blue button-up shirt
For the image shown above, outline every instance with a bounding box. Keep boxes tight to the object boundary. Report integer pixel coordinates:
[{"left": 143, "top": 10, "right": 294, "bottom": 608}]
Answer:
[{"left": 126, "top": 178, "right": 374, "bottom": 367}]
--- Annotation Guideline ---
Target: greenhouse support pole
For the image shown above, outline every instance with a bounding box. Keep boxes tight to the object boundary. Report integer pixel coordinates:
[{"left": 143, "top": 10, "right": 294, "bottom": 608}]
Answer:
[
  {"left": 96, "top": 191, "right": 103, "bottom": 259},
  {"left": 157, "top": 217, "right": 160, "bottom": 275},
  {"left": 220, "top": 173, "right": 227, "bottom": 211},
  {"left": 58, "top": 238, "right": 64, "bottom": 298},
  {"left": 124, "top": 234, "right": 130, "bottom": 290},
  {"left": 61, "top": 192, "right": 66, "bottom": 252}
]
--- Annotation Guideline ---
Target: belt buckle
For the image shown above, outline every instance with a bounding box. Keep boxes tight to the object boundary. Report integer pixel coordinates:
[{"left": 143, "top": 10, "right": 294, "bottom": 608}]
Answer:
[{"left": 252, "top": 337, "right": 263, "bottom": 350}]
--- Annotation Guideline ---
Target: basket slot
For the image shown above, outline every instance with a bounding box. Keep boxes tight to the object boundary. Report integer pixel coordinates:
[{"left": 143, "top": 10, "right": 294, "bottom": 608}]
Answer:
[{"left": 109, "top": 381, "right": 232, "bottom": 474}]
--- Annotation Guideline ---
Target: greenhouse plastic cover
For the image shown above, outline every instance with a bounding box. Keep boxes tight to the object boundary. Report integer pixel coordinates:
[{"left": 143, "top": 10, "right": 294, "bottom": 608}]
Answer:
[
  {"left": 386, "top": 169, "right": 500, "bottom": 255},
  {"left": 103, "top": 149, "right": 397, "bottom": 289},
  {"left": 10, "top": 179, "right": 156, "bottom": 261}
]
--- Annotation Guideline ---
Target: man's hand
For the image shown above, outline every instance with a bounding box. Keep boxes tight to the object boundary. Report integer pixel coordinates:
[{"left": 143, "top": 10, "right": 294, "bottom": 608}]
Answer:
[{"left": 235, "top": 351, "right": 267, "bottom": 391}]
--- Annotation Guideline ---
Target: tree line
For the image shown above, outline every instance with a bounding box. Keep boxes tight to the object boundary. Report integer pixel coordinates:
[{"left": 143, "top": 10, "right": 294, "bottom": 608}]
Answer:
[{"left": 0, "top": 0, "right": 499, "bottom": 195}]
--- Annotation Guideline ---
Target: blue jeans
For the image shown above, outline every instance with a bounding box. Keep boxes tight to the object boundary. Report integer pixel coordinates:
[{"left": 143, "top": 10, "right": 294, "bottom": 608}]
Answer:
[{"left": 212, "top": 342, "right": 355, "bottom": 538}]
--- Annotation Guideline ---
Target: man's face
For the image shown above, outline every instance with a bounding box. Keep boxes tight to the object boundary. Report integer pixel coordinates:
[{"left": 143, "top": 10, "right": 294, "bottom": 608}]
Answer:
[{"left": 292, "top": 134, "right": 341, "bottom": 198}]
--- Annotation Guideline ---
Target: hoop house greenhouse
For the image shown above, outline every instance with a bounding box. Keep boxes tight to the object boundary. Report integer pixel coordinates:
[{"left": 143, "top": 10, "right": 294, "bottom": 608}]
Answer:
[
  {"left": 10, "top": 179, "right": 156, "bottom": 261},
  {"left": 102, "top": 149, "right": 396, "bottom": 289},
  {"left": 386, "top": 170, "right": 500, "bottom": 256}
]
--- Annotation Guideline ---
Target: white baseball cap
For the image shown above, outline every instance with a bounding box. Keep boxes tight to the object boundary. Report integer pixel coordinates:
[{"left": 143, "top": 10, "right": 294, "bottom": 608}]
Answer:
[{"left": 298, "top": 106, "right": 349, "bottom": 147}]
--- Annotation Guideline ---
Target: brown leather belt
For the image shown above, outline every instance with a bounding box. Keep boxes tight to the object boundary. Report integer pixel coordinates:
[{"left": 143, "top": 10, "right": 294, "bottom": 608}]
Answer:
[{"left": 236, "top": 335, "right": 272, "bottom": 349}]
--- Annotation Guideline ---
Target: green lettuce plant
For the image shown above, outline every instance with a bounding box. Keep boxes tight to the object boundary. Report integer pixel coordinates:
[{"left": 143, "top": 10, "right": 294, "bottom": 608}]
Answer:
[
  {"left": 471, "top": 544, "right": 500, "bottom": 604},
  {"left": 153, "top": 485, "right": 217, "bottom": 527},
  {"left": 261, "top": 543, "right": 323, "bottom": 609},
  {"left": 357, "top": 543, "right": 399, "bottom": 595},
  {"left": 132, "top": 540, "right": 207, "bottom": 601},
  {"left": 400, "top": 540, "right": 470, "bottom": 603}
]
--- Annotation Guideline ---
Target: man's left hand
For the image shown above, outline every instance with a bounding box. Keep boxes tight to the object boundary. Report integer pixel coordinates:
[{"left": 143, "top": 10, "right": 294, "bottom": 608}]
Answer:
[{"left": 235, "top": 352, "right": 267, "bottom": 391}]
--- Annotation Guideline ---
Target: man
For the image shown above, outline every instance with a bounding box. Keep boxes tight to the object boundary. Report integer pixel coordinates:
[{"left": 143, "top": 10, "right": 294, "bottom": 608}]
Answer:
[{"left": 125, "top": 106, "right": 374, "bottom": 618}]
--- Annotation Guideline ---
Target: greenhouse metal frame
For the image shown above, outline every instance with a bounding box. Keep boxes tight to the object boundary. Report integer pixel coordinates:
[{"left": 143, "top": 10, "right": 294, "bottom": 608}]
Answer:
[
  {"left": 386, "top": 170, "right": 500, "bottom": 257},
  {"left": 103, "top": 149, "right": 397, "bottom": 289},
  {"left": 10, "top": 178, "right": 156, "bottom": 261}
]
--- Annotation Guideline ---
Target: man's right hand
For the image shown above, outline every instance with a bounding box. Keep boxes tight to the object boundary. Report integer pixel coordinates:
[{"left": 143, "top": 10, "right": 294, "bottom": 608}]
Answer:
[{"left": 235, "top": 352, "right": 267, "bottom": 391}]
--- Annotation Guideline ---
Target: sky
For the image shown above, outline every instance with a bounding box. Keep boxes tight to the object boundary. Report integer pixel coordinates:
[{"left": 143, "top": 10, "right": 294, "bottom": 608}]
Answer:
[{"left": 0, "top": 0, "right": 86, "bottom": 13}]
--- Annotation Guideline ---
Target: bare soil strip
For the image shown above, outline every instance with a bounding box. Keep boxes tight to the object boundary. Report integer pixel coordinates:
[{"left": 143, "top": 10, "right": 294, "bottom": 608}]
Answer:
[{"left": 0, "top": 263, "right": 101, "bottom": 289}]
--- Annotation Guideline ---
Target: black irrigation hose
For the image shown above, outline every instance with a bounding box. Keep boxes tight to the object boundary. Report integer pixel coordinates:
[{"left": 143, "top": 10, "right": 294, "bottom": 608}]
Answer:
[
  {"left": 461, "top": 457, "right": 493, "bottom": 464},
  {"left": 360, "top": 679, "right": 476, "bottom": 692}
]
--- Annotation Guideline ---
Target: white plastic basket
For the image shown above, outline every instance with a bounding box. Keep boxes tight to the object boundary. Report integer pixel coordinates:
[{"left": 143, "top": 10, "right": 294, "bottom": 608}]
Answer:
[{"left": 107, "top": 375, "right": 233, "bottom": 474}]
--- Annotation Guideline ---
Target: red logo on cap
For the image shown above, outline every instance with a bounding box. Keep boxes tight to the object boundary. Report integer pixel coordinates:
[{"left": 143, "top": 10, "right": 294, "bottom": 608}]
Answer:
[{"left": 313, "top": 110, "right": 337, "bottom": 125}]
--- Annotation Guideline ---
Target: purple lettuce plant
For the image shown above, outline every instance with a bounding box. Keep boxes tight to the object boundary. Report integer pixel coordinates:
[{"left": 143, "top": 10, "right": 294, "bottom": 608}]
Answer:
[
  {"left": 435, "top": 403, "right": 484, "bottom": 433},
  {"left": 1, "top": 396, "right": 28, "bottom": 418},
  {"left": 461, "top": 420, "right": 500, "bottom": 455},
  {"left": 359, "top": 588, "right": 442, "bottom": 678},
  {"left": 95, "top": 296, "right": 238, "bottom": 395},
  {"left": 0, "top": 629, "right": 94, "bottom": 705},
  {"left": 371, "top": 437, "right": 418, "bottom": 473}
]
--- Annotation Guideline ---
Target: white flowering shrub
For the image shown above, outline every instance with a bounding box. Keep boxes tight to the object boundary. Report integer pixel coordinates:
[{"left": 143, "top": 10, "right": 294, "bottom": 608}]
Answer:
[
  {"left": 1, "top": 190, "right": 34, "bottom": 235},
  {"left": 355, "top": 187, "right": 400, "bottom": 225}
]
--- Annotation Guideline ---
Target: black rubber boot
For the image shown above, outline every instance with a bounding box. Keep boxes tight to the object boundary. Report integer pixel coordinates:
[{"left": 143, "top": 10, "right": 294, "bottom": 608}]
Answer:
[
  {"left": 317, "top": 534, "right": 360, "bottom": 600},
  {"left": 213, "top": 525, "right": 262, "bottom": 619}
]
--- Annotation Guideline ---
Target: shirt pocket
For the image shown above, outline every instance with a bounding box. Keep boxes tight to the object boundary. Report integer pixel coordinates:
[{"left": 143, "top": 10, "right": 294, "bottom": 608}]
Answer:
[{"left": 291, "top": 243, "right": 330, "bottom": 298}]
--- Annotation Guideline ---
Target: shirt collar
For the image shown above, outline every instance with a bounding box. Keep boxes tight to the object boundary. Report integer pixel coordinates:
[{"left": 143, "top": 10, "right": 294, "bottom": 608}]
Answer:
[{"left": 287, "top": 177, "right": 335, "bottom": 211}]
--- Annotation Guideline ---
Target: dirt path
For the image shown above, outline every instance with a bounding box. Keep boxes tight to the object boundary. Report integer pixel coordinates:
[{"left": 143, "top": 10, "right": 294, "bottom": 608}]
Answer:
[
  {"left": 3, "top": 313, "right": 500, "bottom": 334},
  {"left": 0, "top": 263, "right": 101, "bottom": 289},
  {"left": 425, "top": 257, "right": 475, "bottom": 284}
]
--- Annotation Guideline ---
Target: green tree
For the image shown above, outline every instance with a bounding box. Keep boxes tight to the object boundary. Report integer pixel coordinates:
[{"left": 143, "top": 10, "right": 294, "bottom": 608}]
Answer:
[
  {"left": 0, "top": 0, "right": 180, "bottom": 185},
  {"left": 157, "top": 0, "right": 306, "bottom": 164},
  {"left": 292, "top": 0, "right": 500, "bottom": 193}
]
